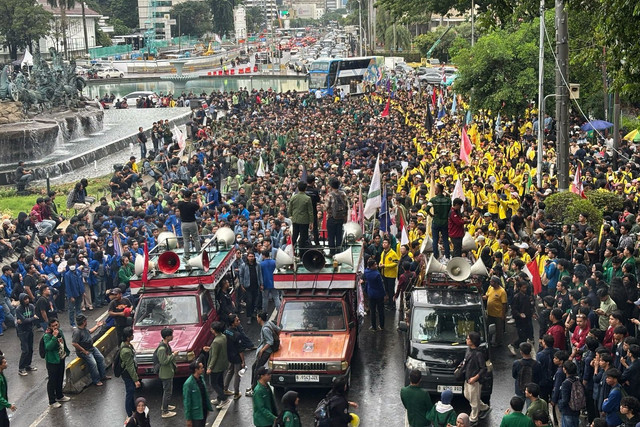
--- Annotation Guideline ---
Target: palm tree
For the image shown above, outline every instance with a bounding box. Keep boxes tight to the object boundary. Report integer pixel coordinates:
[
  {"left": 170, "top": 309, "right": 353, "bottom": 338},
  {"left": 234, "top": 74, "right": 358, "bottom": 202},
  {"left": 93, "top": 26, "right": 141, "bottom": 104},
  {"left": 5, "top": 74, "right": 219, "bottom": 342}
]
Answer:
[{"left": 46, "top": 0, "right": 76, "bottom": 58}]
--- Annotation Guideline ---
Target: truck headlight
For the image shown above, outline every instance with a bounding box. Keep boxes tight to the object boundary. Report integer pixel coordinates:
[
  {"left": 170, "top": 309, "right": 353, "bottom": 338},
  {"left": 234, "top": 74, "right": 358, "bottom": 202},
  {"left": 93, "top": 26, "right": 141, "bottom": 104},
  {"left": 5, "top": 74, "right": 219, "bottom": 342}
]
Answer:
[
  {"left": 268, "top": 361, "right": 288, "bottom": 371},
  {"left": 176, "top": 351, "right": 195, "bottom": 362},
  {"left": 406, "top": 356, "right": 429, "bottom": 374}
]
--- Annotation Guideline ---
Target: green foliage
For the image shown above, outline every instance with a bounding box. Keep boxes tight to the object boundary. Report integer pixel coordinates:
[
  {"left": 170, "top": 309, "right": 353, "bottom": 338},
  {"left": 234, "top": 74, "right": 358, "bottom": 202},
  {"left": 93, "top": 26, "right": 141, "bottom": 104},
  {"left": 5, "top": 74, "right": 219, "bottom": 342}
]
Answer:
[
  {"left": 585, "top": 190, "right": 623, "bottom": 217},
  {"left": 245, "top": 7, "right": 262, "bottom": 34},
  {"left": 621, "top": 114, "right": 640, "bottom": 133},
  {"left": 170, "top": 1, "right": 212, "bottom": 38},
  {"left": 383, "top": 25, "right": 411, "bottom": 52},
  {"left": 110, "top": 0, "right": 138, "bottom": 29},
  {"left": 0, "top": 0, "right": 52, "bottom": 60},
  {"left": 95, "top": 28, "right": 112, "bottom": 47},
  {"left": 111, "top": 18, "right": 130, "bottom": 36},
  {"left": 452, "top": 15, "right": 555, "bottom": 116},
  {"left": 207, "top": 0, "right": 234, "bottom": 37},
  {"left": 414, "top": 23, "right": 474, "bottom": 62},
  {"left": 545, "top": 192, "right": 603, "bottom": 228}
]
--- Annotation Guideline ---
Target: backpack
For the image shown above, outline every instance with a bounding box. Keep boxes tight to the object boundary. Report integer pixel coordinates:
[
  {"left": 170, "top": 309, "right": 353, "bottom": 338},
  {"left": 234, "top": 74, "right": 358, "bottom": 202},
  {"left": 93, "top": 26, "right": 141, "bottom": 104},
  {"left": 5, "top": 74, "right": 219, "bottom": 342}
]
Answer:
[
  {"left": 267, "top": 323, "right": 280, "bottom": 353},
  {"left": 149, "top": 182, "right": 158, "bottom": 197},
  {"left": 517, "top": 360, "right": 534, "bottom": 394},
  {"left": 113, "top": 347, "right": 123, "bottom": 378},
  {"left": 330, "top": 191, "right": 348, "bottom": 221},
  {"left": 313, "top": 395, "right": 336, "bottom": 427},
  {"left": 568, "top": 377, "right": 586, "bottom": 411},
  {"left": 152, "top": 343, "right": 166, "bottom": 374},
  {"left": 39, "top": 335, "right": 46, "bottom": 358}
]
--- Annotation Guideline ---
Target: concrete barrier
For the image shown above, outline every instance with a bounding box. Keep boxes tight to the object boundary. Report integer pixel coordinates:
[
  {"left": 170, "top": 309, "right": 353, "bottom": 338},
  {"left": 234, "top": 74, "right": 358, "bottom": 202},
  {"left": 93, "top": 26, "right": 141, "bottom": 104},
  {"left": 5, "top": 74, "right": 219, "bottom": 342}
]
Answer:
[{"left": 63, "top": 327, "right": 119, "bottom": 394}]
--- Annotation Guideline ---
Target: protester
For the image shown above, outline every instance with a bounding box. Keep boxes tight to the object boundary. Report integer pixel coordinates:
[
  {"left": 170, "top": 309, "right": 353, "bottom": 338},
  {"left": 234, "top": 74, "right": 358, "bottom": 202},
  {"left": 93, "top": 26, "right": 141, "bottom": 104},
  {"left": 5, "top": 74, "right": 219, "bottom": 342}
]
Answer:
[
  {"left": 206, "top": 321, "right": 230, "bottom": 410},
  {"left": 16, "top": 292, "right": 38, "bottom": 376},
  {"left": 71, "top": 314, "right": 107, "bottom": 386},
  {"left": 401, "top": 369, "right": 432, "bottom": 427},
  {"left": 43, "top": 318, "right": 70, "bottom": 408},
  {"left": 426, "top": 390, "right": 457, "bottom": 427},
  {"left": 183, "top": 360, "right": 212, "bottom": 427},
  {"left": 125, "top": 397, "right": 151, "bottom": 427},
  {"left": 156, "top": 327, "right": 178, "bottom": 418},
  {"left": 252, "top": 367, "right": 278, "bottom": 427},
  {"left": 0, "top": 355, "right": 17, "bottom": 424}
]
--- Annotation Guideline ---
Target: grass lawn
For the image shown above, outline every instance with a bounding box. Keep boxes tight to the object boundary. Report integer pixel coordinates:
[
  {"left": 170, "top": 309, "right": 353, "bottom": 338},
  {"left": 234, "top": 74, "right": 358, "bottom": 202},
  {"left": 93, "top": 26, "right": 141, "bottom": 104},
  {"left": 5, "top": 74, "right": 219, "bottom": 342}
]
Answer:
[{"left": 0, "top": 176, "right": 111, "bottom": 218}]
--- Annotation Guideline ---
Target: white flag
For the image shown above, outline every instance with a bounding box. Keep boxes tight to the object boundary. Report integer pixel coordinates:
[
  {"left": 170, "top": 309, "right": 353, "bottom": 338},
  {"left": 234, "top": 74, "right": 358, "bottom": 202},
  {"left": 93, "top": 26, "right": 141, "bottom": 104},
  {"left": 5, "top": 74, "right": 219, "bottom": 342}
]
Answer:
[
  {"left": 257, "top": 156, "right": 265, "bottom": 177},
  {"left": 363, "top": 155, "right": 381, "bottom": 219},
  {"left": 21, "top": 48, "right": 33, "bottom": 67},
  {"left": 401, "top": 223, "right": 409, "bottom": 246},
  {"left": 451, "top": 178, "right": 466, "bottom": 202},
  {"left": 174, "top": 124, "right": 186, "bottom": 157}
]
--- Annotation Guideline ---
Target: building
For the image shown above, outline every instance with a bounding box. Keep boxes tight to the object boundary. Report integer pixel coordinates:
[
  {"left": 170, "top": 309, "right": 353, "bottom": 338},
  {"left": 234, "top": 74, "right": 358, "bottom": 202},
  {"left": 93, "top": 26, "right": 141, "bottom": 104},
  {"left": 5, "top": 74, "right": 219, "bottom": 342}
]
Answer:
[
  {"left": 244, "top": 0, "right": 278, "bottom": 24},
  {"left": 137, "top": 0, "right": 199, "bottom": 41},
  {"left": 234, "top": 6, "right": 247, "bottom": 42}
]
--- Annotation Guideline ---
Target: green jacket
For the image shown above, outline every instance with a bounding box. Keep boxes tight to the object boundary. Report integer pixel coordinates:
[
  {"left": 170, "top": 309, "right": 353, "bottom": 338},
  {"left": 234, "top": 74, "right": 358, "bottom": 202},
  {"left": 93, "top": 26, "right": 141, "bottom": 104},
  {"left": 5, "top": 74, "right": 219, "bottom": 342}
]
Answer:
[
  {"left": 252, "top": 382, "right": 277, "bottom": 426},
  {"left": 156, "top": 341, "right": 176, "bottom": 380},
  {"left": 400, "top": 385, "right": 432, "bottom": 427},
  {"left": 499, "top": 411, "right": 535, "bottom": 427},
  {"left": 183, "top": 374, "right": 213, "bottom": 421},
  {"left": 118, "top": 263, "right": 135, "bottom": 286},
  {"left": 428, "top": 194, "right": 452, "bottom": 226},
  {"left": 0, "top": 373, "right": 9, "bottom": 409},
  {"left": 119, "top": 342, "right": 139, "bottom": 382},
  {"left": 207, "top": 334, "right": 229, "bottom": 373},
  {"left": 43, "top": 330, "right": 70, "bottom": 364},
  {"left": 282, "top": 410, "right": 301, "bottom": 427},
  {"left": 426, "top": 404, "right": 457, "bottom": 427},
  {"left": 287, "top": 192, "right": 314, "bottom": 225},
  {"left": 526, "top": 398, "right": 547, "bottom": 420}
]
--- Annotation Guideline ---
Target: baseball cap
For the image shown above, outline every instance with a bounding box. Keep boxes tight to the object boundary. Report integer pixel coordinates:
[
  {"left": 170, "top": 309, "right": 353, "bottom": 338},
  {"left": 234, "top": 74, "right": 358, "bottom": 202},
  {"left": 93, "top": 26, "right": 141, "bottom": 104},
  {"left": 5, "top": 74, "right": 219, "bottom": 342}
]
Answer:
[
  {"left": 256, "top": 366, "right": 271, "bottom": 377},
  {"left": 109, "top": 288, "right": 122, "bottom": 295}
]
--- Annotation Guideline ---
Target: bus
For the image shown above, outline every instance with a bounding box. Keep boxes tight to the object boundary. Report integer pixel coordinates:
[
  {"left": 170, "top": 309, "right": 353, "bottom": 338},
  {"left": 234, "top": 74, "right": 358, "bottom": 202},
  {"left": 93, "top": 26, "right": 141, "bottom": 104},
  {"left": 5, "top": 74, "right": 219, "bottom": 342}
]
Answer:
[{"left": 308, "top": 56, "right": 384, "bottom": 97}]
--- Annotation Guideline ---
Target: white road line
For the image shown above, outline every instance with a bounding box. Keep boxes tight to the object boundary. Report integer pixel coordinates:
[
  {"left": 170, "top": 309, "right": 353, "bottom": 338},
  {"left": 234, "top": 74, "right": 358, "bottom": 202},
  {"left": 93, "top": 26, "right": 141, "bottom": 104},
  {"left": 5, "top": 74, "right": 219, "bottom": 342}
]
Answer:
[
  {"left": 211, "top": 402, "right": 231, "bottom": 427},
  {"left": 96, "top": 309, "right": 109, "bottom": 322},
  {"left": 28, "top": 407, "right": 50, "bottom": 427}
]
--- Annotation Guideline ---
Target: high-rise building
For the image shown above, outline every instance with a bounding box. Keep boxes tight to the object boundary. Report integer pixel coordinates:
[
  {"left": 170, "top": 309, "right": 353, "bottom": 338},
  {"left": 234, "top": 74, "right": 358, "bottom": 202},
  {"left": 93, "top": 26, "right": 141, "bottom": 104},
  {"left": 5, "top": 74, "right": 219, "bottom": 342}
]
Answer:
[
  {"left": 243, "top": 0, "right": 278, "bottom": 26},
  {"left": 138, "top": 0, "right": 200, "bottom": 40}
]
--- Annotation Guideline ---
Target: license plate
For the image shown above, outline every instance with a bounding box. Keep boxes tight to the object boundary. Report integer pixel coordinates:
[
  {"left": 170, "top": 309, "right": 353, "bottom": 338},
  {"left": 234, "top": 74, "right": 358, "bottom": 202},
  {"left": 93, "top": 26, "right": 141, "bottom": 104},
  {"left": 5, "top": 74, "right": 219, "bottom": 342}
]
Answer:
[
  {"left": 437, "top": 385, "right": 463, "bottom": 394},
  {"left": 295, "top": 374, "right": 320, "bottom": 382}
]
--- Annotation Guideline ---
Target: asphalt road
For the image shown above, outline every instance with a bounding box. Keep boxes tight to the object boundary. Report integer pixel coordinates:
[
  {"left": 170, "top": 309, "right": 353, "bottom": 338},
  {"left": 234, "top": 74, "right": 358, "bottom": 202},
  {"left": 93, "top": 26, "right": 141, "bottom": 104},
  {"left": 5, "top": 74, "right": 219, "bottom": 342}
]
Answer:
[{"left": 2, "top": 303, "right": 521, "bottom": 427}]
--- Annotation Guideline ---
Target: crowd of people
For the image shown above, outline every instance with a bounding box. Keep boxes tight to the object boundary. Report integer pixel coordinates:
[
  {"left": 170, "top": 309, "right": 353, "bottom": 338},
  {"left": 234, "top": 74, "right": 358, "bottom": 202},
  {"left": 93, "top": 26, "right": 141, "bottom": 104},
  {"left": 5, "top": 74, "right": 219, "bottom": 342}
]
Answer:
[{"left": 1, "top": 75, "right": 640, "bottom": 427}]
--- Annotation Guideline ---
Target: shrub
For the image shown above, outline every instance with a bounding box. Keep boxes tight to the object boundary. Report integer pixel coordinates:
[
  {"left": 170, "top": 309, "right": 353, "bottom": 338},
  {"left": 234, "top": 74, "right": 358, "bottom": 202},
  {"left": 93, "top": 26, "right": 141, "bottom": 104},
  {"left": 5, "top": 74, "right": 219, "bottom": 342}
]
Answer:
[
  {"left": 585, "top": 190, "right": 623, "bottom": 216},
  {"left": 545, "top": 191, "right": 603, "bottom": 228}
]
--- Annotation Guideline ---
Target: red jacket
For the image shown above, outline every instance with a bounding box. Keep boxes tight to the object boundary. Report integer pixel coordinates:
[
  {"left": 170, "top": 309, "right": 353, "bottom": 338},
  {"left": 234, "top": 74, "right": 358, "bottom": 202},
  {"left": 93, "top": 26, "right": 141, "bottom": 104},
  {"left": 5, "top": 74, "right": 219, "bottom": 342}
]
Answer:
[
  {"left": 570, "top": 325, "right": 590, "bottom": 352},
  {"left": 603, "top": 326, "right": 615, "bottom": 351},
  {"left": 546, "top": 323, "right": 566, "bottom": 350},
  {"left": 448, "top": 208, "right": 465, "bottom": 238}
]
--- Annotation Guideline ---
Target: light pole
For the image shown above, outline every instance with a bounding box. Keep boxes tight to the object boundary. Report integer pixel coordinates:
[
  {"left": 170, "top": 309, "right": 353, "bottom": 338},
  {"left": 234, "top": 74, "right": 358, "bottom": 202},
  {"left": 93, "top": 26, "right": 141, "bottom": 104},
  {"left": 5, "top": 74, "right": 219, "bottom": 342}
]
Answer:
[
  {"left": 536, "top": 0, "right": 545, "bottom": 188},
  {"left": 358, "top": 0, "right": 363, "bottom": 56},
  {"left": 538, "top": 93, "right": 558, "bottom": 188}
]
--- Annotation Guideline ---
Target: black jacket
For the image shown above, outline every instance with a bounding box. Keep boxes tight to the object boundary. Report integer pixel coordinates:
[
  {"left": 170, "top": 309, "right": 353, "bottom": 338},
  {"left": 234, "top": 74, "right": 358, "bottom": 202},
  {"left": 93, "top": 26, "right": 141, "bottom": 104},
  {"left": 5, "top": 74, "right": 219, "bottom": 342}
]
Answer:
[
  {"left": 326, "top": 391, "right": 351, "bottom": 427},
  {"left": 464, "top": 348, "right": 487, "bottom": 382}
]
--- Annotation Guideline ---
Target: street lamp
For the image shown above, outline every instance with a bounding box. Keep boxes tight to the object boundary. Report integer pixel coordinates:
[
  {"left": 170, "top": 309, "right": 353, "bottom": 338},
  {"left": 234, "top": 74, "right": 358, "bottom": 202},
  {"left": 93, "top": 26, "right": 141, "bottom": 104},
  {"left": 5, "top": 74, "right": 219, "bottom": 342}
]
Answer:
[
  {"left": 537, "top": 93, "right": 558, "bottom": 187},
  {"left": 357, "top": 0, "right": 363, "bottom": 56}
]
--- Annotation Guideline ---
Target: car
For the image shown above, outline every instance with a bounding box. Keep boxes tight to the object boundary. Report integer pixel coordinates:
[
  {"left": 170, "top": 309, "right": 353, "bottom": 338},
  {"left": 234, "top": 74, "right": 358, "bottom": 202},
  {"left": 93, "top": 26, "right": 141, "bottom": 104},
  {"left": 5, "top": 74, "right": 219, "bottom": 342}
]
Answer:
[
  {"left": 237, "top": 55, "right": 250, "bottom": 64},
  {"left": 123, "top": 91, "right": 159, "bottom": 106},
  {"left": 419, "top": 72, "right": 445, "bottom": 85},
  {"left": 96, "top": 67, "right": 124, "bottom": 79},
  {"left": 394, "top": 63, "right": 414, "bottom": 74}
]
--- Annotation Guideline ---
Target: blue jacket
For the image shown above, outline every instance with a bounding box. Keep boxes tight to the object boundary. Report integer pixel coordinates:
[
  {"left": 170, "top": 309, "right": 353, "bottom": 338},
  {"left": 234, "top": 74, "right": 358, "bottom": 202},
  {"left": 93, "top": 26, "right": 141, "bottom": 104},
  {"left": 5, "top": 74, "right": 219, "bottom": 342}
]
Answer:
[
  {"left": 558, "top": 377, "right": 580, "bottom": 417},
  {"left": 239, "top": 261, "right": 263, "bottom": 289},
  {"left": 0, "top": 274, "right": 12, "bottom": 296},
  {"left": 544, "top": 259, "right": 559, "bottom": 291},
  {"left": 551, "top": 367, "right": 565, "bottom": 404},
  {"left": 364, "top": 268, "right": 385, "bottom": 299},
  {"left": 601, "top": 385, "right": 623, "bottom": 425},
  {"left": 64, "top": 269, "right": 84, "bottom": 298},
  {"left": 261, "top": 259, "right": 276, "bottom": 289}
]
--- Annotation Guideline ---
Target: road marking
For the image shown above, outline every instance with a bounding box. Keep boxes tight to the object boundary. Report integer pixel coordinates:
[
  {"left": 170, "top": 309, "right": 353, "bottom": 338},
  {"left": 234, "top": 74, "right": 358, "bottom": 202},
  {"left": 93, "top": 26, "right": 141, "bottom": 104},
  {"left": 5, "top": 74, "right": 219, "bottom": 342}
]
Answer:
[
  {"left": 211, "top": 402, "right": 231, "bottom": 427},
  {"left": 28, "top": 407, "right": 50, "bottom": 427},
  {"left": 96, "top": 308, "right": 109, "bottom": 322}
]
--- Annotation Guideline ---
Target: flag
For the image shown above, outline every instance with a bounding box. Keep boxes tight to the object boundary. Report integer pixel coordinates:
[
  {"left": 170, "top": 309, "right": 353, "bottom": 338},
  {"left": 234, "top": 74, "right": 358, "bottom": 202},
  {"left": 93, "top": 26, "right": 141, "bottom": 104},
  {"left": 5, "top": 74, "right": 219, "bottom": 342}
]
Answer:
[
  {"left": 425, "top": 103, "right": 434, "bottom": 137},
  {"left": 432, "top": 88, "right": 437, "bottom": 108},
  {"left": 142, "top": 241, "right": 149, "bottom": 285},
  {"left": 525, "top": 174, "right": 533, "bottom": 195},
  {"left": 460, "top": 126, "right": 473, "bottom": 164},
  {"left": 451, "top": 93, "right": 457, "bottom": 115},
  {"left": 363, "top": 155, "right": 381, "bottom": 219},
  {"left": 213, "top": 34, "right": 222, "bottom": 44},
  {"left": 256, "top": 156, "right": 266, "bottom": 177},
  {"left": 465, "top": 109, "right": 472, "bottom": 125},
  {"left": 400, "top": 216, "right": 409, "bottom": 246},
  {"left": 571, "top": 165, "right": 586, "bottom": 198},
  {"left": 113, "top": 229, "right": 123, "bottom": 257},
  {"left": 379, "top": 188, "right": 390, "bottom": 233},
  {"left": 301, "top": 164, "right": 307, "bottom": 183},
  {"left": 437, "top": 106, "right": 446, "bottom": 119},
  {"left": 524, "top": 259, "right": 542, "bottom": 295},
  {"left": 174, "top": 124, "right": 186, "bottom": 157},
  {"left": 441, "top": 66, "right": 446, "bottom": 84},
  {"left": 381, "top": 98, "right": 390, "bottom": 117},
  {"left": 358, "top": 187, "right": 364, "bottom": 233},
  {"left": 21, "top": 48, "right": 33, "bottom": 67},
  {"left": 452, "top": 178, "right": 466, "bottom": 202}
]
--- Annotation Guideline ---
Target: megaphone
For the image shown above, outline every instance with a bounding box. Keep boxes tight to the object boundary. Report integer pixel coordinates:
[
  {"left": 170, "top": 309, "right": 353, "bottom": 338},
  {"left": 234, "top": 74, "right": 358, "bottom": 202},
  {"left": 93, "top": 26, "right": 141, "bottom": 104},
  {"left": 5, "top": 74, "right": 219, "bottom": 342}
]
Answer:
[
  {"left": 302, "top": 249, "right": 326, "bottom": 273},
  {"left": 134, "top": 255, "right": 156, "bottom": 275},
  {"left": 446, "top": 257, "right": 471, "bottom": 281},
  {"left": 469, "top": 258, "right": 489, "bottom": 276},
  {"left": 215, "top": 227, "right": 235, "bottom": 249},
  {"left": 275, "top": 248, "right": 294, "bottom": 269},
  {"left": 343, "top": 222, "right": 363, "bottom": 243},
  {"left": 333, "top": 247, "right": 353, "bottom": 267},
  {"left": 157, "top": 251, "right": 181, "bottom": 274},
  {"left": 425, "top": 254, "right": 446, "bottom": 275},
  {"left": 187, "top": 251, "right": 210, "bottom": 272},
  {"left": 462, "top": 233, "right": 477, "bottom": 251},
  {"left": 420, "top": 235, "right": 433, "bottom": 253},
  {"left": 157, "top": 232, "right": 178, "bottom": 250}
]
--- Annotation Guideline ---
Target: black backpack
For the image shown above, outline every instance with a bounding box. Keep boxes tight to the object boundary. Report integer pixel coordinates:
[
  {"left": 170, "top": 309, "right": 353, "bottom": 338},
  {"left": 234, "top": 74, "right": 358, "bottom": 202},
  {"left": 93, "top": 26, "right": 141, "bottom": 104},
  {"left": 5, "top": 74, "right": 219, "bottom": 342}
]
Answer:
[
  {"left": 517, "top": 360, "right": 534, "bottom": 394},
  {"left": 330, "top": 191, "right": 348, "bottom": 221},
  {"left": 152, "top": 343, "right": 166, "bottom": 374},
  {"left": 568, "top": 377, "right": 587, "bottom": 411},
  {"left": 314, "top": 395, "right": 336, "bottom": 427},
  {"left": 39, "top": 335, "right": 46, "bottom": 358},
  {"left": 113, "top": 347, "right": 123, "bottom": 378}
]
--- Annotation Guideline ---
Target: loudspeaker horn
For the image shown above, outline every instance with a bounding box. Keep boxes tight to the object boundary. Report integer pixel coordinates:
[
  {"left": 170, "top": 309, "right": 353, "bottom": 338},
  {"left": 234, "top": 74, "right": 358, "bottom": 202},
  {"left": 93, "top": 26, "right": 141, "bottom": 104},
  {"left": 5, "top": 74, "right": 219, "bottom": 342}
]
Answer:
[
  {"left": 333, "top": 247, "right": 354, "bottom": 267},
  {"left": 302, "top": 249, "right": 326, "bottom": 273},
  {"left": 215, "top": 227, "right": 235, "bottom": 248},
  {"left": 187, "top": 251, "right": 210, "bottom": 272},
  {"left": 157, "top": 232, "right": 178, "bottom": 250},
  {"left": 343, "top": 222, "right": 363, "bottom": 243},
  {"left": 420, "top": 235, "right": 433, "bottom": 253},
  {"left": 462, "top": 233, "right": 477, "bottom": 251},
  {"left": 469, "top": 258, "right": 489, "bottom": 276},
  {"left": 134, "top": 255, "right": 156, "bottom": 276},
  {"left": 157, "top": 251, "right": 181, "bottom": 274},
  {"left": 446, "top": 257, "right": 471, "bottom": 281},
  {"left": 275, "top": 248, "right": 295, "bottom": 269},
  {"left": 425, "top": 254, "right": 446, "bottom": 275}
]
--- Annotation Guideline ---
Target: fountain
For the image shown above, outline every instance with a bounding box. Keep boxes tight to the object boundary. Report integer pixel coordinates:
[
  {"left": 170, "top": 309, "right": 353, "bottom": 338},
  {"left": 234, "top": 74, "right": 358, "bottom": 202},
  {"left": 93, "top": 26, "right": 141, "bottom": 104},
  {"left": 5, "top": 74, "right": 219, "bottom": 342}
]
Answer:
[{"left": 160, "top": 60, "right": 195, "bottom": 93}]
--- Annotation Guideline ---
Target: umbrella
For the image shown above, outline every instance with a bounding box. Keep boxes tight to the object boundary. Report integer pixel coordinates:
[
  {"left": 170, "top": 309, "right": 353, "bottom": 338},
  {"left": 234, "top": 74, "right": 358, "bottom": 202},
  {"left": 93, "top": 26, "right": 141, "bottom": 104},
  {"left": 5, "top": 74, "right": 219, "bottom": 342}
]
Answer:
[
  {"left": 581, "top": 120, "right": 613, "bottom": 131},
  {"left": 624, "top": 129, "right": 640, "bottom": 142}
]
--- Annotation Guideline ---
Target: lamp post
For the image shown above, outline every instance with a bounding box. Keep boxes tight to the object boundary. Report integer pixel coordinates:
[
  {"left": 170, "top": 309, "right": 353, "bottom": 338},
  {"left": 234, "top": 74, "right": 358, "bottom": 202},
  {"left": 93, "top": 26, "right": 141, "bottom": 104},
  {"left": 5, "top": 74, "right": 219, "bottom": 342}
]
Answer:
[
  {"left": 358, "top": 0, "right": 363, "bottom": 56},
  {"left": 81, "top": 2, "right": 89, "bottom": 55},
  {"left": 538, "top": 93, "right": 558, "bottom": 187}
]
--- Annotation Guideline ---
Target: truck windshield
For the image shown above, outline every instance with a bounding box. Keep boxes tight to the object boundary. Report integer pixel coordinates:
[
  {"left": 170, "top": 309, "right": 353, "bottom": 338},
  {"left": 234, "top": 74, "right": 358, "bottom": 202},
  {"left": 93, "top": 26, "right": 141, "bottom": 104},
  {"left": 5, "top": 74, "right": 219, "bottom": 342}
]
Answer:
[
  {"left": 135, "top": 296, "right": 199, "bottom": 326},
  {"left": 411, "top": 307, "right": 485, "bottom": 344},
  {"left": 281, "top": 301, "right": 345, "bottom": 331}
]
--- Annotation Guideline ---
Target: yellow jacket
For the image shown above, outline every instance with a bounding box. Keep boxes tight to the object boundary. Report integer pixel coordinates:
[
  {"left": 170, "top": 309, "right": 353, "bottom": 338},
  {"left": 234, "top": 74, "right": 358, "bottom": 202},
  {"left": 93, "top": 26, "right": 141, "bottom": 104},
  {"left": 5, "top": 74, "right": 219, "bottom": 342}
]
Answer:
[{"left": 380, "top": 249, "right": 399, "bottom": 278}]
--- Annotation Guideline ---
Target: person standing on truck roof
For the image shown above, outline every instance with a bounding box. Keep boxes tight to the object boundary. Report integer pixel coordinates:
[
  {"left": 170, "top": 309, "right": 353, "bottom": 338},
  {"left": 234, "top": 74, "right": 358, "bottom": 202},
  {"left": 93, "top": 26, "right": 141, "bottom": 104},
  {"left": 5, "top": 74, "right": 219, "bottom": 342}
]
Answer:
[
  {"left": 240, "top": 252, "right": 263, "bottom": 325},
  {"left": 325, "top": 177, "right": 348, "bottom": 254},
  {"left": 427, "top": 182, "right": 452, "bottom": 260},
  {"left": 379, "top": 237, "right": 399, "bottom": 310},
  {"left": 401, "top": 369, "right": 433, "bottom": 427},
  {"left": 305, "top": 175, "right": 321, "bottom": 247},
  {"left": 287, "top": 181, "right": 314, "bottom": 256},
  {"left": 157, "top": 327, "right": 178, "bottom": 418},
  {"left": 178, "top": 190, "right": 203, "bottom": 261},
  {"left": 206, "top": 321, "right": 230, "bottom": 410},
  {"left": 483, "top": 276, "right": 507, "bottom": 347},
  {"left": 247, "top": 312, "right": 280, "bottom": 397},
  {"left": 364, "top": 258, "right": 385, "bottom": 331},
  {"left": 260, "top": 249, "right": 280, "bottom": 312}
]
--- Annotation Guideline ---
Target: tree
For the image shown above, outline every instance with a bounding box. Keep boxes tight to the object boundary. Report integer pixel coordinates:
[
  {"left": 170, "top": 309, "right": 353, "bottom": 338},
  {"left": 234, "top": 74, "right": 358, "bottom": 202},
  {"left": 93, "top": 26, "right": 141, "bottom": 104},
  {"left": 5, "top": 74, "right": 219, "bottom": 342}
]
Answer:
[
  {"left": 207, "top": 0, "right": 235, "bottom": 38},
  {"left": 383, "top": 25, "right": 411, "bottom": 52},
  {"left": 110, "top": 0, "right": 138, "bottom": 30},
  {"left": 95, "top": 28, "right": 111, "bottom": 47},
  {"left": 452, "top": 15, "right": 555, "bottom": 116},
  {"left": 170, "top": 1, "right": 212, "bottom": 38},
  {"left": 46, "top": 0, "right": 75, "bottom": 58},
  {"left": 0, "top": 0, "right": 52, "bottom": 60},
  {"left": 111, "top": 18, "right": 130, "bottom": 36},
  {"left": 245, "top": 6, "right": 263, "bottom": 34},
  {"left": 414, "top": 22, "right": 474, "bottom": 62}
]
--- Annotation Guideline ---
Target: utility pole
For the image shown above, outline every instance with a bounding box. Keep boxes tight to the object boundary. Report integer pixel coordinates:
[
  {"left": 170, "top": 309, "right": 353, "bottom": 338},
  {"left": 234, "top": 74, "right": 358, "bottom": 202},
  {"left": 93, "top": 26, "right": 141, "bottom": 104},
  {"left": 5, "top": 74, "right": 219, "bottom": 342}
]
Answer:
[
  {"left": 613, "top": 91, "right": 620, "bottom": 169},
  {"left": 471, "top": 0, "right": 475, "bottom": 47},
  {"left": 536, "top": 0, "right": 545, "bottom": 188},
  {"left": 555, "top": 0, "right": 569, "bottom": 191},
  {"left": 81, "top": 2, "right": 89, "bottom": 55},
  {"left": 358, "top": 0, "right": 363, "bottom": 56}
]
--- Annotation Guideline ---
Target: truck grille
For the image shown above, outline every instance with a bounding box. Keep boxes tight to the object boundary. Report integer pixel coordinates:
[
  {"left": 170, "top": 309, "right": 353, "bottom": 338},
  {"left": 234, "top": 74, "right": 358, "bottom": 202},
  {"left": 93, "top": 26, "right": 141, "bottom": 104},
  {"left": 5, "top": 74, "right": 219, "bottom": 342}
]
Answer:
[
  {"left": 430, "top": 366, "right": 455, "bottom": 375},
  {"left": 287, "top": 362, "right": 327, "bottom": 371},
  {"left": 135, "top": 354, "right": 154, "bottom": 364}
]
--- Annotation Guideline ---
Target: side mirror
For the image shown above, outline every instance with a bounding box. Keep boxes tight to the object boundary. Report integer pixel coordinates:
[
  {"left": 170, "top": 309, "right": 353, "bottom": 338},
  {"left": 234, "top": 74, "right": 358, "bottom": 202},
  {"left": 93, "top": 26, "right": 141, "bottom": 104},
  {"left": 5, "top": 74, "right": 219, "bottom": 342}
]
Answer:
[
  {"left": 398, "top": 321, "right": 408, "bottom": 332},
  {"left": 348, "top": 321, "right": 355, "bottom": 330},
  {"left": 488, "top": 324, "right": 496, "bottom": 336},
  {"left": 202, "top": 312, "right": 208, "bottom": 322}
]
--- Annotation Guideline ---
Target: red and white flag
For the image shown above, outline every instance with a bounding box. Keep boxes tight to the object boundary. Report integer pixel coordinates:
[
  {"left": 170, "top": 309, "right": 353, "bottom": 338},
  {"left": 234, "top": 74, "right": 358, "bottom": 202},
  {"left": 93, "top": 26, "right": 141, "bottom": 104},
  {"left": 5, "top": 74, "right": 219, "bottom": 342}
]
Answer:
[
  {"left": 460, "top": 126, "right": 473, "bottom": 164},
  {"left": 142, "top": 241, "right": 149, "bottom": 286},
  {"left": 571, "top": 165, "right": 586, "bottom": 198},
  {"left": 381, "top": 98, "right": 390, "bottom": 117},
  {"left": 523, "top": 259, "right": 542, "bottom": 295}
]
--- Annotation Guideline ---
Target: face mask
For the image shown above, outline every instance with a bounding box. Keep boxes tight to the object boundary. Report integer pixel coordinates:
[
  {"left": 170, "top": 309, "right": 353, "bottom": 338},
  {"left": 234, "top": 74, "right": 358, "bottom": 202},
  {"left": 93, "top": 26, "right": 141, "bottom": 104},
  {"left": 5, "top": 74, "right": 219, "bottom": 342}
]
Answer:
[
  {"left": 108, "top": 243, "right": 113, "bottom": 247},
  {"left": 69, "top": 265, "right": 76, "bottom": 271},
  {"left": 54, "top": 257, "right": 60, "bottom": 262}
]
